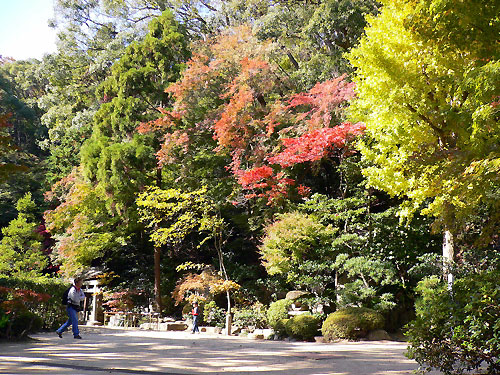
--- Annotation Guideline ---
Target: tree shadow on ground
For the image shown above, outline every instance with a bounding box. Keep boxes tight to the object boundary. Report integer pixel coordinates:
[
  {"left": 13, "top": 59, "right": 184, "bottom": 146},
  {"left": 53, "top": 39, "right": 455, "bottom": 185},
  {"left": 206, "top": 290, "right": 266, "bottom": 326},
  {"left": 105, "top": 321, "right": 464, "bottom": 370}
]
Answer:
[{"left": 0, "top": 327, "right": 438, "bottom": 375}]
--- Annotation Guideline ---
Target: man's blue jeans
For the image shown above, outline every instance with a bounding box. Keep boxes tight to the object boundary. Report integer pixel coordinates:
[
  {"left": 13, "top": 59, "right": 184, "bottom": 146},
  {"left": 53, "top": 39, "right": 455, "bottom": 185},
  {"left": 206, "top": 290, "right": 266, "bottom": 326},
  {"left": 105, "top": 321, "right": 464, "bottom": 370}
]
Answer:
[
  {"left": 192, "top": 315, "right": 199, "bottom": 333},
  {"left": 56, "top": 305, "right": 79, "bottom": 337}
]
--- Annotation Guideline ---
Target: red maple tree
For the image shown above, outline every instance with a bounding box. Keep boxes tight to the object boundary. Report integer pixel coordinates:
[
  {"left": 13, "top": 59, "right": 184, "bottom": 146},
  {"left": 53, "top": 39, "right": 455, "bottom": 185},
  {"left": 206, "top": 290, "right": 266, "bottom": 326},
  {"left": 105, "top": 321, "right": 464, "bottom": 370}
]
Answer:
[{"left": 140, "top": 26, "right": 365, "bottom": 205}]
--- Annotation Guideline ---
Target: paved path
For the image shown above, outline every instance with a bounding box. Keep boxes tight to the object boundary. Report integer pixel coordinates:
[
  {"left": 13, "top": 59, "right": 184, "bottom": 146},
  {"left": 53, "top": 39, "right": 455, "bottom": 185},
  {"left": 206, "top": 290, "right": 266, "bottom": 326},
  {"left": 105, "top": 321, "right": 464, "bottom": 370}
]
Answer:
[{"left": 0, "top": 326, "right": 439, "bottom": 375}]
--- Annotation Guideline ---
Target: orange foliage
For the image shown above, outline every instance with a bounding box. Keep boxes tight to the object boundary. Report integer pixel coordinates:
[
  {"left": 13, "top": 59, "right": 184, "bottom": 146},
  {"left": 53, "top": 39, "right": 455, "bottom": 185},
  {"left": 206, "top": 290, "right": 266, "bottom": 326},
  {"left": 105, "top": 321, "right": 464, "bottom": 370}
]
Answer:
[
  {"left": 286, "top": 75, "right": 356, "bottom": 130},
  {"left": 142, "top": 24, "right": 364, "bottom": 205},
  {"left": 172, "top": 268, "right": 240, "bottom": 305}
]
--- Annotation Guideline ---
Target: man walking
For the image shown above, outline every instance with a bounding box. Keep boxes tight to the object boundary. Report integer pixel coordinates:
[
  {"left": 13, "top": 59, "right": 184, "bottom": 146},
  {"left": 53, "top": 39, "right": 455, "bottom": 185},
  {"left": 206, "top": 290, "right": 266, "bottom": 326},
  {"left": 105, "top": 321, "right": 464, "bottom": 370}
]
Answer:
[
  {"left": 191, "top": 301, "right": 200, "bottom": 334},
  {"left": 56, "top": 277, "right": 85, "bottom": 339}
]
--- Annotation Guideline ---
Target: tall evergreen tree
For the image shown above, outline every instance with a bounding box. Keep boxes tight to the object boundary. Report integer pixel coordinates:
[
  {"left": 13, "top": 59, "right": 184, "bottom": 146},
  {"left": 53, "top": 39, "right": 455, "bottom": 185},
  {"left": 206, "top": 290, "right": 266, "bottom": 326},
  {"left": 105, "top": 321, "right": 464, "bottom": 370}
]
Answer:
[{"left": 75, "top": 10, "right": 189, "bottom": 309}]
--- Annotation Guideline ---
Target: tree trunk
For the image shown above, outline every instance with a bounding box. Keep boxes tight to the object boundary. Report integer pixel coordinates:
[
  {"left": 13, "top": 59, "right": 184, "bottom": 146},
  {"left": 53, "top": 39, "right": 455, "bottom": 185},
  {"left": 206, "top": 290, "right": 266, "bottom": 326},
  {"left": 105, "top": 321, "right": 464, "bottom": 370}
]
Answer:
[
  {"left": 153, "top": 166, "right": 163, "bottom": 313},
  {"left": 154, "top": 245, "right": 162, "bottom": 312},
  {"left": 443, "top": 229, "right": 454, "bottom": 289},
  {"left": 287, "top": 52, "right": 299, "bottom": 70}
]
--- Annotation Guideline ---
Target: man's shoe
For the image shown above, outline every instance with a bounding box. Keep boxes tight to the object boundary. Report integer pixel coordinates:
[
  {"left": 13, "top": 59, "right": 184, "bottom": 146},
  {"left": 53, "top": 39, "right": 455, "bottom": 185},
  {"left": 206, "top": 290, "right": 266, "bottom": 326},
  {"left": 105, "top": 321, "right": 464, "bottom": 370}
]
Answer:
[
  {"left": 74, "top": 335, "right": 82, "bottom": 339},
  {"left": 56, "top": 331, "right": 62, "bottom": 338}
]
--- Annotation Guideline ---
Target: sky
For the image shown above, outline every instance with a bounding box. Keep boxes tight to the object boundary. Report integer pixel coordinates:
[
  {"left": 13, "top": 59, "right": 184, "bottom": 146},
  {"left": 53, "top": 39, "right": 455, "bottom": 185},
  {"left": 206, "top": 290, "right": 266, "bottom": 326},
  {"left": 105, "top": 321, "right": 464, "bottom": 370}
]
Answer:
[{"left": 0, "top": 0, "right": 58, "bottom": 61}]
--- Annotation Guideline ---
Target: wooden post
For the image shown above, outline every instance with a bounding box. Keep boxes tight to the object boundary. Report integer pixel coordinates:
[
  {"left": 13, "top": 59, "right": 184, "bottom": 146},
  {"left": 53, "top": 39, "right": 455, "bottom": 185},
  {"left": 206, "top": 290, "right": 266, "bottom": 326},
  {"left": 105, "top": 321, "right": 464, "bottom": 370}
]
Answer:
[{"left": 225, "top": 310, "right": 232, "bottom": 336}]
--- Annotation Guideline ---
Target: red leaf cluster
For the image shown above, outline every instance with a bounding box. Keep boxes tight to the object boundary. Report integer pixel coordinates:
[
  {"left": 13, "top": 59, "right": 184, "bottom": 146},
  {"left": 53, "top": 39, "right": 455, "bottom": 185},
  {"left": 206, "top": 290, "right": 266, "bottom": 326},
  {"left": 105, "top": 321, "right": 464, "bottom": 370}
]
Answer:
[
  {"left": 268, "top": 122, "right": 366, "bottom": 168},
  {"left": 237, "top": 165, "right": 274, "bottom": 188},
  {"left": 143, "top": 25, "right": 365, "bottom": 205},
  {"left": 0, "top": 286, "right": 51, "bottom": 315},
  {"left": 286, "top": 75, "right": 356, "bottom": 130}
]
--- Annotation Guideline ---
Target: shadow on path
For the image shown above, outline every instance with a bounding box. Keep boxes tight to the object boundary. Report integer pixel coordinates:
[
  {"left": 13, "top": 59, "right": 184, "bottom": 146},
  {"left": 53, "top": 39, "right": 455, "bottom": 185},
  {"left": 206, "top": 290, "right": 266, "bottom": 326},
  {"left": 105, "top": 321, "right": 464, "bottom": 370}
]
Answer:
[{"left": 0, "top": 326, "right": 440, "bottom": 375}]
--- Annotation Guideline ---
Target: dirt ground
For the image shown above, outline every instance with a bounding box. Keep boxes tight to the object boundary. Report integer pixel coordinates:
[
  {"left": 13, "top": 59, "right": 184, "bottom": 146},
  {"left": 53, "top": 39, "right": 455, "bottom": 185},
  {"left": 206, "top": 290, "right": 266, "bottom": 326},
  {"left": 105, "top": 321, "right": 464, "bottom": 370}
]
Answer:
[{"left": 0, "top": 326, "right": 441, "bottom": 375}]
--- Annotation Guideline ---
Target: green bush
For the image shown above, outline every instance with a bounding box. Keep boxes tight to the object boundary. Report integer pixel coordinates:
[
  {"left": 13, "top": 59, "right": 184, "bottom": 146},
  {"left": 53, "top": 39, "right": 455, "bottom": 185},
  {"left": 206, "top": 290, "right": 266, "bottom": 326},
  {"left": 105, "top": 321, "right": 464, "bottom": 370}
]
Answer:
[
  {"left": 406, "top": 271, "right": 500, "bottom": 375},
  {"left": 233, "top": 303, "right": 267, "bottom": 331},
  {"left": 267, "top": 299, "right": 292, "bottom": 329},
  {"left": 8, "top": 311, "right": 43, "bottom": 338},
  {"left": 285, "top": 314, "right": 320, "bottom": 341},
  {"left": 203, "top": 301, "right": 225, "bottom": 328},
  {"left": 322, "top": 307, "right": 384, "bottom": 340}
]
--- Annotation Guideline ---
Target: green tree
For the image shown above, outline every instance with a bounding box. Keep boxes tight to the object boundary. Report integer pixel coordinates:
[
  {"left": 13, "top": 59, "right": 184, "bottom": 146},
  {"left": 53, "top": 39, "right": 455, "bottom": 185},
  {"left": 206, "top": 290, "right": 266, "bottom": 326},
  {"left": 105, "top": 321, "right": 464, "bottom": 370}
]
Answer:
[
  {"left": 44, "top": 167, "right": 122, "bottom": 277},
  {"left": 137, "top": 186, "right": 226, "bottom": 312},
  {"left": 259, "top": 211, "right": 337, "bottom": 298},
  {"left": 81, "top": 9, "right": 189, "bottom": 216},
  {"left": 297, "top": 189, "right": 441, "bottom": 315},
  {"left": 0, "top": 193, "right": 48, "bottom": 278},
  {"left": 0, "top": 59, "right": 47, "bottom": 156},
  {"left": 73, "top": 10, "right": 190, "bottom": 309},
  {"left": 0, "top": 113, "right": 26, "bottom": 184},
  {"left": 251, "top": 0, "right": 380, "bottom": 89},
  {"left": 0, "top": 60, "right": 48, "bottom": 227},
  {"left": 37, "top": 52, "right": 99, "bottom": 184},
  {"left": 41, "top": 0, "right": 172, "bottom": 184}
]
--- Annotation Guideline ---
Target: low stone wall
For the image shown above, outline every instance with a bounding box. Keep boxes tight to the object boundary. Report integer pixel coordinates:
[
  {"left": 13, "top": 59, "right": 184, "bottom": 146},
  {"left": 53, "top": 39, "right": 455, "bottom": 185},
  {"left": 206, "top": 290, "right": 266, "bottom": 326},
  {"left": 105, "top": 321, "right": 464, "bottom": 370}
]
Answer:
[{"left": 139, "top": 322, "right": 188, "bottom": 331}]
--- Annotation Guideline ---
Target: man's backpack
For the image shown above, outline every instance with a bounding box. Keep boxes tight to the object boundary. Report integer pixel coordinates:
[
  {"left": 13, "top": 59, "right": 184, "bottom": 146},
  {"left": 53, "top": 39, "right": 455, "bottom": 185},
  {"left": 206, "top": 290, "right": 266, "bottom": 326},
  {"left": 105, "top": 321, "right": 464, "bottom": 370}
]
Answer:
[{"left": 61, "top": 286, "right": 72, "bottom": 305}]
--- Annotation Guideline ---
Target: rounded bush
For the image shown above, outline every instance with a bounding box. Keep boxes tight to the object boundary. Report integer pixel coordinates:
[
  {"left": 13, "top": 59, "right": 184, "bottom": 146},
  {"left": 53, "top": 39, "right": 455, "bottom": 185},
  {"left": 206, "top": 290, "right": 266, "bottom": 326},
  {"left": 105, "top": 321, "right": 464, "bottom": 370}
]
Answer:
[
  {"left": 322, "top": 307, "right": 384, "bottom": 340},
  {"left": 285, "top": 314, "right": 320, "bottom": 341},
  {"left": 267, "top": 299, "right": 292, "bottom": 329}
]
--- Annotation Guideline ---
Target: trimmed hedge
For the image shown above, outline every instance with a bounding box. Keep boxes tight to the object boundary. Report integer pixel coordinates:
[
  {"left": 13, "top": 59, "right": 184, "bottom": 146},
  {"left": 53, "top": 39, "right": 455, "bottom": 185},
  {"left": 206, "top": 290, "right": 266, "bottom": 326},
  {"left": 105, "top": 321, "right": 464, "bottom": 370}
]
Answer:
[
  {"left": 322, "top": 307, "right": 384, "bottom": 340},
  {"left": 0, "top": 276, "right": 68, "bottom": 338}
]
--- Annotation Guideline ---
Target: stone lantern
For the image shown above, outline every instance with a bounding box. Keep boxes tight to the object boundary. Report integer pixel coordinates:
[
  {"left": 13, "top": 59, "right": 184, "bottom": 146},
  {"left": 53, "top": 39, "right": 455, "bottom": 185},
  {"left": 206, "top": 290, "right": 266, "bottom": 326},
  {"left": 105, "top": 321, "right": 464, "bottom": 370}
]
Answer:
[{"left": 80, "top": 268, "right": 104, "bottom": 326}]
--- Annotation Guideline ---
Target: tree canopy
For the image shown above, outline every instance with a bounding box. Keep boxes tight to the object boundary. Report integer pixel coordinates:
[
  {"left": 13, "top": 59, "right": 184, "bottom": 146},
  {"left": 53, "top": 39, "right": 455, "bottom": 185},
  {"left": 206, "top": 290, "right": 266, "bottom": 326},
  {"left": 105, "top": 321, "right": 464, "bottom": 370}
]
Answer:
[{"left": 348, "top": 0, "right": 499, "bottom": 238}]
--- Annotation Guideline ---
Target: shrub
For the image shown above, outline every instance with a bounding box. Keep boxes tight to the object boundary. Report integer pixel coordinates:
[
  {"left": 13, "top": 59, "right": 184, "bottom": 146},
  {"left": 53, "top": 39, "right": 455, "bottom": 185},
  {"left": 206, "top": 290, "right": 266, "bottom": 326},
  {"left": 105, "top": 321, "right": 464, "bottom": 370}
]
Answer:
[
  {"left": 203, "top": 301, "right": 225, "bottom": 328},
  {"left": 406, "top": 271, "right": 500, "bottom": 375},
  {"left": 322, "top": 307, "right": 384, "bottom": 340},
  {"left": 8, "top": 311, "right": 43, "bottom": 338},
  {"left": 267, "top": 299, "right": 292, "bottom": 329},
  {"left": 0, "top": 276, "right": 67, "bottom": 331},
  {"left": 233, "top": 303, "right": 267, "bottom": 331},
  {"left": 275, "top": 318, "right": 289, "bottom": 337},
  {"left": 285, "top": 314, "right": 320, "bottom": 341},
  {"left": 0, "top": 285, "right": 50, "bottom": 338}
]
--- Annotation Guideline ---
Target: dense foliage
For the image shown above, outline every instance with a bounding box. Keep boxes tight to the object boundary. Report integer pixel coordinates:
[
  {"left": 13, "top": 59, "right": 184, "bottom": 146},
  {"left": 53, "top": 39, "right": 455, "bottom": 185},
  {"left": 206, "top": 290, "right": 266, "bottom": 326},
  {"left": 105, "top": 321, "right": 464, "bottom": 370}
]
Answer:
[
  {"left": 285, "top": 314, "right": 320, "bottom": 341},
  {"left": 406, "top": 272, "right": 500, "bottom": 374},
  {"left": 0, "top": 4, "right": 497, "bottom": 370},
  {"left": 0, "top": 276, "right": 67, "bottom": 338},
  {"left": 267, "top": 299, "right": 292, "bottom": 332},
  {"left": 348, "top": 0, "right": 499, "bottom": 236}
]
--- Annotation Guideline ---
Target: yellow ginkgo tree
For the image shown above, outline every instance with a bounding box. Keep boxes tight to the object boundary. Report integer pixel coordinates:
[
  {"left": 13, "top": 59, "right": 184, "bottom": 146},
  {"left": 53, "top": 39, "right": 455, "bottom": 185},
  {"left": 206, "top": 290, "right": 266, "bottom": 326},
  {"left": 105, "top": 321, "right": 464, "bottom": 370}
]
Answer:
[{"left": 348, "top": 0, "right": 499, "bottom": 273}]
